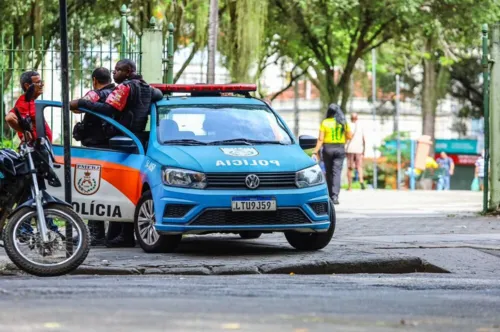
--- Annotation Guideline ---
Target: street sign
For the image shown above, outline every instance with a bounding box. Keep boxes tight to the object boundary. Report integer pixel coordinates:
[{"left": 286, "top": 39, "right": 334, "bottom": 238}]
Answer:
[{"left": 434, "top": 139, "right": 479, "bottom": 155}]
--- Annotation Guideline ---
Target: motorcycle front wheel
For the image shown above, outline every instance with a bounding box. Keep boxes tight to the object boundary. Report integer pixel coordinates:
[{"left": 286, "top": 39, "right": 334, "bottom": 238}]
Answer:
[{"left": 2, "top": 203, "right": 90, "bottom": 277}]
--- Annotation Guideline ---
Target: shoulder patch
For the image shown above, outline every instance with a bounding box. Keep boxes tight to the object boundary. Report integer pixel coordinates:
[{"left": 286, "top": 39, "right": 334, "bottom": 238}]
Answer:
[
  {"left": 83, "top": 90, "right": 100, "bottom": 103},
  {"left": 105, "top": 84, "right": 130, "bottom": 111}
]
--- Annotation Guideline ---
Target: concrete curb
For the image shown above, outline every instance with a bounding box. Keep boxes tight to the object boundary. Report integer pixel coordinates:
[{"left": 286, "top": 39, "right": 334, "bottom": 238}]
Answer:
[
  {"left": 75, "top": 257, "right": 449, "bottom": 275},
  {"left": 0, "top": 256, "right": 449, "bottom": 277}
]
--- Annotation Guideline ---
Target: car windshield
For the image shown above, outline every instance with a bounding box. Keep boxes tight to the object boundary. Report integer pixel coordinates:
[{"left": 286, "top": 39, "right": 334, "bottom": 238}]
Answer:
[{"left": 156, "top": 104, "right": 293, "bottom": 145}]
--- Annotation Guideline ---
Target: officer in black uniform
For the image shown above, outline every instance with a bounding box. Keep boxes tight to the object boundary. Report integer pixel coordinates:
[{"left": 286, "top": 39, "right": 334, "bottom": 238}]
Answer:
[
  {"left": 70, "top": 59, "right": 162, "bottom": 247},
  {"left": 72, "top": 67, "right": 116, "bottom": 246}
]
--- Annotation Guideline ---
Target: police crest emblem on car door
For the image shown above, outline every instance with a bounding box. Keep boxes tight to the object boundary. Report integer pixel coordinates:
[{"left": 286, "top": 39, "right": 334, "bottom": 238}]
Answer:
[{"left": 74, "top": 164, "right": 102, "bottom": 195}]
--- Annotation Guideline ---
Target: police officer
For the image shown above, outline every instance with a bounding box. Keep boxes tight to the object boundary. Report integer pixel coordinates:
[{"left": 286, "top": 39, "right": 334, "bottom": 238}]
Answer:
[
  {"left": 73, "top": 67, "right": 116, "bottom": 148},
  {"left": 72, "top": 67, "right": 116, "bottom": 246},
  {"left": 312, "top": 104, "right": 352, "bottom": 205},
  {"left": 69, "top": 59, "right": 162, "bottom": 248}
]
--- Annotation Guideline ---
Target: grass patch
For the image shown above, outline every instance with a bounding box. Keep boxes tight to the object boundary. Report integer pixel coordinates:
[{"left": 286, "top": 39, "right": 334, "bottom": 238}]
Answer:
[{"left": 341, "top": 181, "right": 363, "bottom": 190}]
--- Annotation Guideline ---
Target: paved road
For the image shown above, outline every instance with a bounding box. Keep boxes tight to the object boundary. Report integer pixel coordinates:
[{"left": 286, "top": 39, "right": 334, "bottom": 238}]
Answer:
[
  {"left": 0, "top": 274, "right": 499, "bottom": 332},
  {"left": 0, "top": 190, "right": 498, "bottom": 331}
]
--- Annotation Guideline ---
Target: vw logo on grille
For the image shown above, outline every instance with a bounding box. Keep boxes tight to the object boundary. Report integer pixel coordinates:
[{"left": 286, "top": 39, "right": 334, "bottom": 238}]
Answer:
[{"left": 245, "top": 174, "right": 260, "bottom": 189}]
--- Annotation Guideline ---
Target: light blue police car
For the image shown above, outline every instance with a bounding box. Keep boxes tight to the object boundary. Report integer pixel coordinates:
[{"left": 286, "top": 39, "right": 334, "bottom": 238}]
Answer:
[{"left": 46, "top": 83, "right": 335, "bottom": 253}]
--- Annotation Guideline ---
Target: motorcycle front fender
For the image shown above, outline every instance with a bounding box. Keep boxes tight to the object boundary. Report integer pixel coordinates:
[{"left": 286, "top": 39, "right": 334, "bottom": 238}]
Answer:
[{"left": 8, "top": 190, "right": 72, "bottom": 218}]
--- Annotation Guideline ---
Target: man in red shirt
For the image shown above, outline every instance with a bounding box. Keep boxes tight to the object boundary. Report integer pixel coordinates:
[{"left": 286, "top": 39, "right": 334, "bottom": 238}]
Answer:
[
  {"left": 5, "top": 71, "right": 53, "bottom": 143},
  {"left": 4, "top": 71, "right": 57, "bottom": 234}
]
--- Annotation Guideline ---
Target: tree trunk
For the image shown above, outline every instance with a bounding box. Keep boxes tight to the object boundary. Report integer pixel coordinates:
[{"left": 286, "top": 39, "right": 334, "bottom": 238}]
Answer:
[
  {"left": 316, "top": 67, "right": 339, "bottom": 114},
  {"left": 319, "top": 85, "right": 340, "bottom": 115},
  {"left": 207, "top": 0, "right": 218, "bottom": 83},
  {"left": 421, "top": 37, "right": 437, "bottom": 155},
  {"left": 338, "top": 58, "right": 358, "bottom": 113}
]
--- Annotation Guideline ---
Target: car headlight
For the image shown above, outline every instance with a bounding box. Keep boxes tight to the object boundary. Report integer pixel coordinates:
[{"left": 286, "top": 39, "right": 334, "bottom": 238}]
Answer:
[
  {"left": 162, "top": 167, "right": 207, "bottom": 189},
  {"left": 296, "top": 164, "right": 325, "bottom": 188}
]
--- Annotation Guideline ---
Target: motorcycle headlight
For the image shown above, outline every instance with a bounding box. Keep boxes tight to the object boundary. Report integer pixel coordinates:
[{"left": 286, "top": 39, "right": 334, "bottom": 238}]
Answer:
[
  {"left": 296, "top": 164, "right": 325, "bottom": 188},
  {"left": 162, "top": 167, "right": 207, "bottom": 189}
]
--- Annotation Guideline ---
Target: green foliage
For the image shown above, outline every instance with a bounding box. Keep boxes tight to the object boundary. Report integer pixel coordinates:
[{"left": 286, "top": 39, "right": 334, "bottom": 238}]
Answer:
[
  {"left": 0, "top": 140, "right": 14, "bottom": 149},
  {"left": 341, "top": 181, "right": 362, "bottom": 190},
  {"left": 378, "top": 131, "right": 412, "bottom": 164},
  {"left": 448, "top": 55, "right": 483, "bottom": 118},
  {"left": 363, "top": 161, "right": 386, "bottom": 189},
  {"left": 265, "top": 0, "right": 422, "bottom": 109},
  {"left": 219, "top": 0, "right": 269, "bottom": 83},
  {"left": 362, "top": 131, "right": 412, "bottom": 189}
]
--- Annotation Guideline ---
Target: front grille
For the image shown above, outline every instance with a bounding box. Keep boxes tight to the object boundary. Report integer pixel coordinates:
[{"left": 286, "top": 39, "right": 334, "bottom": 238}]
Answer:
[
  {"left": 309, "top": 202, "right": 328, "bottom": 215},
  {"left": 189, "top": 209, "right": 311, "bottom": 226},
  {"left": 205, "top": 172, "right": 297, "bottom": 189},
  {"left": 164, "top": 204, "right": 195, "bottom": 218}
]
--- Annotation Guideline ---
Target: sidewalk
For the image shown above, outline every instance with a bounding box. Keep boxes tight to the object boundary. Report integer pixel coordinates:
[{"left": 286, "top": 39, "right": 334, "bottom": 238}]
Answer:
[
  {"left": 335, "top": 189, "right": 482, "bottom": 218},
  {"left": 1, "top": 190, "right": 497, "bottom": 277}
]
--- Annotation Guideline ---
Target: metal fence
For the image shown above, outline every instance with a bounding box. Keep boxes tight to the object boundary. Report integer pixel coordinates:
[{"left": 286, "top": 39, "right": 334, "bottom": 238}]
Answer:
[{"left": 0, "top": 8, "right": 141, "bottom": 146}]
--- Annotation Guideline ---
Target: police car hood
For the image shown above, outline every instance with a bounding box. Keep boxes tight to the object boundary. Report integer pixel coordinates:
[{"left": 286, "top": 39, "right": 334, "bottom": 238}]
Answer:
[{"left": 153, "top": 145, "right": 314, "bottom": 173}]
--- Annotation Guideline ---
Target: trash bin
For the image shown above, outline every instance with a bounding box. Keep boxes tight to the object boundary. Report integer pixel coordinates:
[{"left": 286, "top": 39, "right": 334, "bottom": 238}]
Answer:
[{"left": 415, "top": 135, "right": 433, "bottom": 171}]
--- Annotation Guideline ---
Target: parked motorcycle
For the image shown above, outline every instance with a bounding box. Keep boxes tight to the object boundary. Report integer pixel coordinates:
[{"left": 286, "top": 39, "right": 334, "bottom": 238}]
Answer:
[{"left": 0, "top": 85, "right": 90, "bottom": 277}]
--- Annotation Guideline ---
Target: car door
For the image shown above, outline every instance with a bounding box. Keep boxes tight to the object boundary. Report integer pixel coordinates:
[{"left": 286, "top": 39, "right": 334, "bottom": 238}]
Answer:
[{"left": 39, "top": 102, "right": 146, "bottom": 222}]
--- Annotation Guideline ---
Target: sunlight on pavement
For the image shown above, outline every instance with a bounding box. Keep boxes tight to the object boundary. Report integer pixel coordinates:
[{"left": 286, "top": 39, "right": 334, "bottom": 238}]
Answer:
[
  {"left": 221, "top": 323, "right": 241, "bottom": 330},
  {"left": 43, "top": 322, "right": 62, "bottom": 329}
]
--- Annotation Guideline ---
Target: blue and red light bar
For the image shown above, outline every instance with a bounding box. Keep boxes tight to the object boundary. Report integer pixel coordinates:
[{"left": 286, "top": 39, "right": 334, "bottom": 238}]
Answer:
[{"left": 150, "top": 83, "right": 257, "bottom": 94}]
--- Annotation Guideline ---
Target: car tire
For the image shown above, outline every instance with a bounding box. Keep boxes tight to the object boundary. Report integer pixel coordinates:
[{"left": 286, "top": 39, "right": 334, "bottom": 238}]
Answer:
[
  {"left": 239, "top": 231, "right": 262, "bottom": 239},
  {"left": 284, "top": 200, "right": 336, "bottom": 251},
  {"left": 134, "top": 190, "right": 182, "bottom": 253}
]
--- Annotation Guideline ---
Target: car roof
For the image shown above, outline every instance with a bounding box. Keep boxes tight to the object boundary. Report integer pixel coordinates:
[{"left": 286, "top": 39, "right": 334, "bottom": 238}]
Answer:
[{"left": 156, "top": 96, "right": 268, "bottom": 107}]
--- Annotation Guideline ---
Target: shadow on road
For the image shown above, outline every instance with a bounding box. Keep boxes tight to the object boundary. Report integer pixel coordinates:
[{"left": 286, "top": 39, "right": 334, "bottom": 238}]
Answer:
[{"left": 173, "top": 235, "right": 300, "bottom": 257}]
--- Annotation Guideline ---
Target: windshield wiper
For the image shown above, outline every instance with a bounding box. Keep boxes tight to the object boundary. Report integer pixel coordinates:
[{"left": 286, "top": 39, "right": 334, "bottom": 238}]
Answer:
[
  {"left": 163, "top": 139, "right": 208, "bottom": 146},
  {"left": 209, "top": 138, "right": 287, "bottom": 145}
]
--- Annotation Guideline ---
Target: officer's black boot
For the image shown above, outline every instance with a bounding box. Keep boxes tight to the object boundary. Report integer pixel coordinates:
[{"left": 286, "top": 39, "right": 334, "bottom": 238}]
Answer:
[
  {"left": 105, "top": 221, "right": 121, "bottom": 242},
  {"left": 88, "top": 220, "right": 105, "bottom": 246},
  {"left": 105, "top": 223, "right": 135, "bottom": 248}
]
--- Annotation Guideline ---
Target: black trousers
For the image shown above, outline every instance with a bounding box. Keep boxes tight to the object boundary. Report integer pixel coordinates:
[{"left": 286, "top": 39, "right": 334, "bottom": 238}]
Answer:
[
  {"left": 322, "top": 144, "right": 346, "bottom": 198},
  {"left": 83, "top": 142, "right": 108, "bottom": 239}
]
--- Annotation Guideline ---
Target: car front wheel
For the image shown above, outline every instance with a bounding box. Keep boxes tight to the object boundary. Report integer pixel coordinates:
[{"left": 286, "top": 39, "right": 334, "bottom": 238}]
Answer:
[
  {"left": 284, "top": 200, "right": 336, "bottom": 251},
  {"left": 134, "top": 190, "right": 182, "bottom": 253}
]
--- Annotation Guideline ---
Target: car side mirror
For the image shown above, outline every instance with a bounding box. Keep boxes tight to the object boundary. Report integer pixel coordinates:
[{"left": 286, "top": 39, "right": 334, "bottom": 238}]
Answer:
[
  {"left": 299, "top": 135, "right": 317, "bottom": 150},
  {"left": 109, "top": 136, "right": 138, "bottom": 153}
]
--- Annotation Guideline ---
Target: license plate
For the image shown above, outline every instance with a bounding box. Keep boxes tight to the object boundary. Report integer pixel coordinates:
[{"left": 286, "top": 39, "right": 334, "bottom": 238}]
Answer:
[{"left": 231, "top": 196, "right": 276, "bottom": 212}]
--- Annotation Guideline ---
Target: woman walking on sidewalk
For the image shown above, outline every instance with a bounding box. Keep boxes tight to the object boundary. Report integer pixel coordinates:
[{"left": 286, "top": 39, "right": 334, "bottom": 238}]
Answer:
[{"left": 312, "top": 104, "right": 352, "bottom": 205}]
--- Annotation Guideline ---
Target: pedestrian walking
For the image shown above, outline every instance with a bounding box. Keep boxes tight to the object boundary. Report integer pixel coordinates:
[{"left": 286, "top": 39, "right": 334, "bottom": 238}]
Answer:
[
  {"left": 436, "top": 152, "right": 455, "bottom": 190},
  {"left": 312, "top": 104, "right": 352, "bottom": 205},
  {"left": 475, "top": 150, "right": 485, "bottom": 191},
  {"left": 345, "top": 112, "right": 366, "bottom": 190}
]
